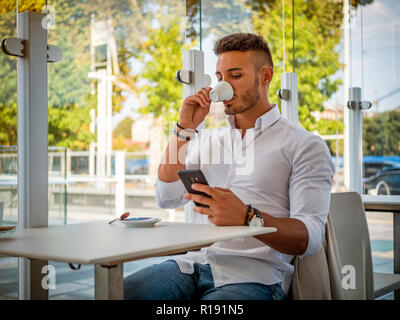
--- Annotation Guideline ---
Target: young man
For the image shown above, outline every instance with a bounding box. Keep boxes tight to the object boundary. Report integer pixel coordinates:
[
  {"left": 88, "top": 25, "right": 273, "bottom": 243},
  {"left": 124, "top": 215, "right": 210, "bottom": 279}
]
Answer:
[{"left": 124, "top": 33, "right": 334, "bottom": 300}]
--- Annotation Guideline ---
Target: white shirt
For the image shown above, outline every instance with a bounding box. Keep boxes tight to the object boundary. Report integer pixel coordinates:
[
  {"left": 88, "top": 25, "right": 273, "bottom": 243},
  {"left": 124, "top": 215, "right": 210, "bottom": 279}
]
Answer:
[{"left": 155, "top": 105, "right": 335, "bottom": 294}]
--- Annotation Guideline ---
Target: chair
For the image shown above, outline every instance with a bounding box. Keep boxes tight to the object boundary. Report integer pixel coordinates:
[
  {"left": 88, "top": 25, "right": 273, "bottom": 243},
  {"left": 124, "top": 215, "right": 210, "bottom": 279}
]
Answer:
[{"left": 329, "top": 192, "right": 400, "bottom": 299}]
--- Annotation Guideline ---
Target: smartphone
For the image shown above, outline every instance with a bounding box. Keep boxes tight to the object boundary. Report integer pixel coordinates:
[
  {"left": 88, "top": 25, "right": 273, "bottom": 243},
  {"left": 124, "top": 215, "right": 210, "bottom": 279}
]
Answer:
[{"left": 178, "top": 169, "right": 211, "bottom": 208}]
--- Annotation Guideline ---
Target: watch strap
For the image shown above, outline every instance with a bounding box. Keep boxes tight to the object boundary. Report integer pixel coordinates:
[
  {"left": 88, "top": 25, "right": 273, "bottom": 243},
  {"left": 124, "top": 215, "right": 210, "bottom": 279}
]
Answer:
[
  {"left": 173, "top": 127, "right": 192, "bottom": 141},
  {"left": 245, "top": 204, "right": 255, "bottom": 226}
]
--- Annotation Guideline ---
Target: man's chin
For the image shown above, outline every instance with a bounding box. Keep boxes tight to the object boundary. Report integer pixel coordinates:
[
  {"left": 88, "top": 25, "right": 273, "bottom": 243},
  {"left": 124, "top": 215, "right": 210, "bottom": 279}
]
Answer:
[
  {"left": 224, "top": 105, "right": 244, "bottom": 115},
  {"left": 224, "top": 108, "right": 237, "bottom": 116}
]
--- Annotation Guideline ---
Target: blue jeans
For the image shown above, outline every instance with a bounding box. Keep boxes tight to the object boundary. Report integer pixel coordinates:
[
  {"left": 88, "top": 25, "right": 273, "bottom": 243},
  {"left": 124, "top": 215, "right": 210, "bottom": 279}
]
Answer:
[{"left": 124, "top": 259, "right": 286, "bottom": 300}]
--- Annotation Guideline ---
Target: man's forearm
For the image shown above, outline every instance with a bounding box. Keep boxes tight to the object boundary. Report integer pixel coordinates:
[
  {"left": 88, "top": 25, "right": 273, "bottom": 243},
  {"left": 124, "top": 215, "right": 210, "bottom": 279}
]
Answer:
[
  {"left": 158, "top": 130, "right": 190, "bottom": 182},
  {"left": 254, "top": 212, "right": 309, "bottom": 256}
]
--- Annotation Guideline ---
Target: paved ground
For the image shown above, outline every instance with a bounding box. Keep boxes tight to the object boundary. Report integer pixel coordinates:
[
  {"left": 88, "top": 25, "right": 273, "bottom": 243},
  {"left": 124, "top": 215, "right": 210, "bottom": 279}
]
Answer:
[{"left": 0, "top": 209, "right": 396, "bottom": 300}]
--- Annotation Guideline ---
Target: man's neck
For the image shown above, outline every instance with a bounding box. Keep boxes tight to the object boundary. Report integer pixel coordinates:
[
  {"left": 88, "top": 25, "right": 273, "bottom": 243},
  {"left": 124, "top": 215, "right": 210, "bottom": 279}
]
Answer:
[{"left": 234, "top": 98, "right": 273, "bottom": 130}]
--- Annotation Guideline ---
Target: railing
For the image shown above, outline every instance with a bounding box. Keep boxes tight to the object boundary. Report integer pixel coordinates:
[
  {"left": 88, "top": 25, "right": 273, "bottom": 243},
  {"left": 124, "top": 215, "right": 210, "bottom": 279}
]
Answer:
[{"left": 0, "top": 146, "right": 158, "bottom": 225}]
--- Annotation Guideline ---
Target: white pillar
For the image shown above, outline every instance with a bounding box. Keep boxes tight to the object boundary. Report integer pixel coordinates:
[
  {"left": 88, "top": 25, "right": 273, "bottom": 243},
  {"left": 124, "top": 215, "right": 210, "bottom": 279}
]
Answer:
[
  {"left": 343, "top": 0, "right": 351, "bottom": 191},
  {"left": 181, "top": 50, "right": 208, "bottom": 223},
  {"left": 16, "top": 11, "right": 49, "bottom": 300},
  {"left": 89, "top": 108, "right": 96, "bottom": 176},
  {"left": 106, "top": 46, "right": 113, "bottom": 177},
  {"left": 280, "top": 72, "right": 299, "bottom": 125},
  {"left": 348, "top": 87, "right": 363, "bottom": 194},
  {"left": 96, "top": 69, "right": 107, "bottom": 186}
]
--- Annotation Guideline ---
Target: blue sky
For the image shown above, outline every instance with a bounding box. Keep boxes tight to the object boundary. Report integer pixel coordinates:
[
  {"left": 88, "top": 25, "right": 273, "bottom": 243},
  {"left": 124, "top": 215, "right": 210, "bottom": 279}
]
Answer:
[{"left": 337, "top": 0, "right": 400, "bottom": 113}]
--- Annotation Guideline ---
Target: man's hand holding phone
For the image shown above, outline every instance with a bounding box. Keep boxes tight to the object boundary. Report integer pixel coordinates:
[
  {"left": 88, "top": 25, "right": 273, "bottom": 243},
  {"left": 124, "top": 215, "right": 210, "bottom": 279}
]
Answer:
[
  {"left": 184, "top": 183, "right": 249, "bottom": 226},
  {"left": 179, "top": 169, "right": 248, "bottom": 226}
]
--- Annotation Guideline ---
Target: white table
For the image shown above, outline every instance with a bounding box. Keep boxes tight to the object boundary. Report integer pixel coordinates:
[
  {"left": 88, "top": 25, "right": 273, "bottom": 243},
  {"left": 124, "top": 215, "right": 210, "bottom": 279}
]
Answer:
[
  {"left": 362, "top": 195, "right": 400, "bottom": 299},
  {"left": 0, "top": 220, "right": 276, "bottom": 299}
]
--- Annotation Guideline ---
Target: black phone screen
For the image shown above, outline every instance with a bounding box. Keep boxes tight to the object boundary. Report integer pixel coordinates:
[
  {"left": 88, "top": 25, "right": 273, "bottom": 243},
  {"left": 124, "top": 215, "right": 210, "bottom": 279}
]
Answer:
[{"left": 177, "top": 169, "right": 211, "bottom": 208}]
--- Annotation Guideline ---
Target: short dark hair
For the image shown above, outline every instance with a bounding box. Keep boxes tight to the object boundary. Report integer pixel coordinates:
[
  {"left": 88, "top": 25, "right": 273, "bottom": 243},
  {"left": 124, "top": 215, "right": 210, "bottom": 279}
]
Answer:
[{"left": 213, "top": 33, "right": 273, "bottom": 70}]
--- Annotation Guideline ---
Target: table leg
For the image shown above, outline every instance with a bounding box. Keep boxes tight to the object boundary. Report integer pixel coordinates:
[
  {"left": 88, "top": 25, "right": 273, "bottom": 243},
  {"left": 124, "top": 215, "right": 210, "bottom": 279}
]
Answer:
[
  {"left": 94, "top": 263, "right": 124, "bottom": 300},
  {"left": 27, "top": 259, "right": 49, "bottom": 300},
  {"left": 394, "top": 211, "right": 400, "bottom": 300}
]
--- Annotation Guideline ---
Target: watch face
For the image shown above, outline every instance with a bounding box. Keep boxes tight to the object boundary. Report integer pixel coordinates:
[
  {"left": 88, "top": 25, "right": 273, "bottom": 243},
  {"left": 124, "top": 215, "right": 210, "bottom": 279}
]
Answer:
[{"left": 249, "top": 217, "right": 263, "bottom": 227}]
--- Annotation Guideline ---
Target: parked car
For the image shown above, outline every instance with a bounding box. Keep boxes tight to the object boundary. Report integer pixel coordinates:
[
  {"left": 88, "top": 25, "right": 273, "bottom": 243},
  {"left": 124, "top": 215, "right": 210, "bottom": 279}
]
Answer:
[
  {"left": 363, "top": 168, "right": 400, "bottom": 195},
  {"left": 363, "top": 157, "right": 400, "bottom": 178}
]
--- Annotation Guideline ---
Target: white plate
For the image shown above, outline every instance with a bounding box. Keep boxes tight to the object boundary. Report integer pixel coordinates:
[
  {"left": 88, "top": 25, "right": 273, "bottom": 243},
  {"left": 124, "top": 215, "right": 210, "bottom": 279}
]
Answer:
[{"left": 118, "top": 217, "right": 161, "bottom": 228}]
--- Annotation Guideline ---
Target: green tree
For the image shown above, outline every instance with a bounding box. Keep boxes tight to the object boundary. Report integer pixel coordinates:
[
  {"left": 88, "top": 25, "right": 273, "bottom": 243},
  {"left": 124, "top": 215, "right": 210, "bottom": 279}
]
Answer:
[
  {"left": 48, "top": 104, "right": 94, "bottom": 150},
  {"left": 363, "top": 110, "right": 400, "bottom": 156},
  {"left": 114, "top": 117, "right": 134, "bottom": 140},
  {"left": 0, "top": 0, "right": 153, "bottom": 149},
  {"left": 250, "top": 0, "right": 343, "bottom": 131},
  {"left": 136, "top": 2, "right": 190, "bottom": 136}
]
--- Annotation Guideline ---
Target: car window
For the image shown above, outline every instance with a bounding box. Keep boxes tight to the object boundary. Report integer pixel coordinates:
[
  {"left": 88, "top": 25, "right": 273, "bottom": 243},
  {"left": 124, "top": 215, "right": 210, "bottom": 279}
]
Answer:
[
  {"left": 384, "top": 173, "right": 400, "bottom": 184},
  {"left": 364, "top": 163, "right": 383, "bottom": 178}
]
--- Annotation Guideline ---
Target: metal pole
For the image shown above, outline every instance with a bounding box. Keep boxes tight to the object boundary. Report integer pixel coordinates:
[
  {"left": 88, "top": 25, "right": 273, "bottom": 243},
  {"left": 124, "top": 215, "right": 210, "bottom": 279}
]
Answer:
[
  {"left": 64, "top": 147, "right": 67, "bottom": 225},
  {"left": 348, "top": 87, "right": 363, "bottom": 194}
]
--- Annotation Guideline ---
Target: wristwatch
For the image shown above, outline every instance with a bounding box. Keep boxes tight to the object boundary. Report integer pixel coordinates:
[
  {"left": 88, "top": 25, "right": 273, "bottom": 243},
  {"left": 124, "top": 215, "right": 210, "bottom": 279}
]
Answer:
[{"left": 246, "top": 205, "right": 264, "bottom": 227}]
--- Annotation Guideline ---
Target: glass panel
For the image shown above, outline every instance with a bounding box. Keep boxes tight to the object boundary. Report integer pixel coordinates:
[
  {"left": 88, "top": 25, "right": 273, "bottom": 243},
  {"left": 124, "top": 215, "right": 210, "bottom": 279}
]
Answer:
[
  {"left": 46, "top": 0, "right": 191, "bottom": 232},
  {"left": 200, "top": 0, "right": 257, "bottom": 129},
  {"left": 288, "top": 1, "right": 345, "bottom": 192},
  {"left": 0, "top": 0, "right": 17, "bottom": 300},
  {"left": 200, "top": 1, "right": 345, "bottom": 192},
  {"left": 43, "top": 0, "right": 192, "bottom": 299},
  {"left": 355, "top": 0, "right": 400, "bottom": 197},
  {"left": 352, "top": 0, "right": 398, "bottom": 299}
]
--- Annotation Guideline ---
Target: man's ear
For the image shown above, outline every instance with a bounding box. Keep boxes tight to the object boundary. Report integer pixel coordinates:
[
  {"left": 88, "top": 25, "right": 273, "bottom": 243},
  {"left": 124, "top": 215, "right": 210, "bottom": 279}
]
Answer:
[{"left": 260, "top": 65, "right": 273, "bottom": 86}]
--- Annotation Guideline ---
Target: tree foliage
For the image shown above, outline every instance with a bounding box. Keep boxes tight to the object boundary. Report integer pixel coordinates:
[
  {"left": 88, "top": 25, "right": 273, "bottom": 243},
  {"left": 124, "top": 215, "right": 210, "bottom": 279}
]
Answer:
[
  {"left": 2, "top": 0, "right": 392, "bottom": 156},
  {"left": 134, "top": 0, "right": 189, "bottom": 137},
  {"left": 0, "top": 0, "right": 153, "bottom": 149},
  {"left": 114, "top": 116, "right": 134, "bottom": 140},
  {"left": 363, "top": 110, "right": 400, "bottom": 156},
  {"left": 250, "top": 0, "right": 343, "bottom": 131}
]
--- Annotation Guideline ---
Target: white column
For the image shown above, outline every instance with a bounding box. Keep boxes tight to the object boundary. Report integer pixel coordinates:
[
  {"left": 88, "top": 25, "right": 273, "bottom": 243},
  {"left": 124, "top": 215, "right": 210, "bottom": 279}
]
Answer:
[
  {"left": 114, "top": 151, "right": 125, "bottom": 217},
  {"left": 16, "top": 11, "right": 49, "bottom": 300},
  {"left": 280, "top": 72, "right": 299, "bottom": 125},
  {"left": 348, "top": 87, "right": 363, "bottom": 194},
  {"left": 106, "top": 46, "right": 113, "bottom": 177},
  {"left": 343, "top": 0, "right": 351, "bottom": 191},
  {"left": 89, "top": 108, "right": 96, "bottom": 176},
  {"left": 181, "top": 50, "right": 208, "bottom": 223},
  {"left": 96, "top": 69, "right": 107, "bottom": 186}
]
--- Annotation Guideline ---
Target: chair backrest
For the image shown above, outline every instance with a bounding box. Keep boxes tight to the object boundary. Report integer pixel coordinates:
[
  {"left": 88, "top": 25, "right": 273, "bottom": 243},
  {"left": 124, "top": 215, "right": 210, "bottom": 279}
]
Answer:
[{"left": 329, "top": 192, "right": 374, "bottom": 299}]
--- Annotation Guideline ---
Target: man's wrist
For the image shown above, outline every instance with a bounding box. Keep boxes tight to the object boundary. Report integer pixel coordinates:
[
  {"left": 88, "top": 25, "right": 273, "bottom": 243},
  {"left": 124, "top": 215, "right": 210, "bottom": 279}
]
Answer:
[{"left": 177, "top": 121, "right": 197, "bottom": 131}]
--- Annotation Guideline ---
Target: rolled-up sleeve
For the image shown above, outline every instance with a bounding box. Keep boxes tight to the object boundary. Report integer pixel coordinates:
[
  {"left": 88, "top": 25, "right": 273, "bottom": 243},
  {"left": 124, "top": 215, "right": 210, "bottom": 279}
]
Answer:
[
  {"left": 154, "top": 133, "right": 201, "bottom": 209},
  {"left": 289, "top": 135, "right": 335, "bottom": 259}
]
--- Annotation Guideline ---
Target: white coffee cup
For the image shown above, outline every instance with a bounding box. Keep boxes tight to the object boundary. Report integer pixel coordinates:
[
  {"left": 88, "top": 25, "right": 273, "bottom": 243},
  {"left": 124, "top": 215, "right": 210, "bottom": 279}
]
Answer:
[{"left": 209, "top": 81, "right": 234, "bottom": 102}]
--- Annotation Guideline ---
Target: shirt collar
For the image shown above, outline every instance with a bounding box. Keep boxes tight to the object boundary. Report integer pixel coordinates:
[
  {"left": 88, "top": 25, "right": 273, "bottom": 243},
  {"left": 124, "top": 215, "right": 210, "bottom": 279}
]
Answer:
[{"left": 228, "top": 104, "right": 281, "bottom": 133}]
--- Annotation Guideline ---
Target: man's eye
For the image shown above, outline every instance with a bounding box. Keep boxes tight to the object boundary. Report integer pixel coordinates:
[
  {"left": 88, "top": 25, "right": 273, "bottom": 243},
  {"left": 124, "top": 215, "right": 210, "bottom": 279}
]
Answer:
[{"left": 232, "top": 75, "right": 241, "bottom": 79}]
